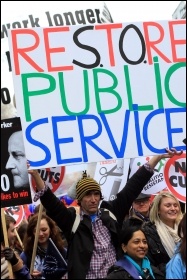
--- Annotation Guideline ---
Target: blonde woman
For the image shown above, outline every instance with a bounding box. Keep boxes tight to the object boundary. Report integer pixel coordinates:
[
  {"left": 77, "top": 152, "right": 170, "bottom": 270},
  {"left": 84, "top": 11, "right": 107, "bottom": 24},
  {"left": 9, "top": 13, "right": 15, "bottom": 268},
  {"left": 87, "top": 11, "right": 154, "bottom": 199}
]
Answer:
[{"left": 142, "top": 191, "right": 182, "bottom": 276}]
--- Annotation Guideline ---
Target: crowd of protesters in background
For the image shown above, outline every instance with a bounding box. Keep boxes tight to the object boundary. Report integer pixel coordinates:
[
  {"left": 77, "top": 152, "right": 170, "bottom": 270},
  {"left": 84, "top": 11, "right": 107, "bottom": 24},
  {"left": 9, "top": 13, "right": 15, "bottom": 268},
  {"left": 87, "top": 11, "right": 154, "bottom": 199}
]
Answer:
[
  {"left": 1, "top": 148, "right": 185, "bottom": 279},
  {"left": 27, "top": 148, "right": 183, "bottom": 279},
  {"left": 1, "top": 214, "right": 30, "bottom": 279}
]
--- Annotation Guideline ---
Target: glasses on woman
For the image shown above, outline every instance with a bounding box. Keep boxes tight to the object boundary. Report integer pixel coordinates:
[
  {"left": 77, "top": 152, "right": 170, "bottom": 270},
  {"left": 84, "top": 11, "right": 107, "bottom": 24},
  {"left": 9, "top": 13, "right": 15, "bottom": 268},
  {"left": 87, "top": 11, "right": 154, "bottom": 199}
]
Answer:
[{"left": 134, "top": 199, "right": 150, "bottom": 205}]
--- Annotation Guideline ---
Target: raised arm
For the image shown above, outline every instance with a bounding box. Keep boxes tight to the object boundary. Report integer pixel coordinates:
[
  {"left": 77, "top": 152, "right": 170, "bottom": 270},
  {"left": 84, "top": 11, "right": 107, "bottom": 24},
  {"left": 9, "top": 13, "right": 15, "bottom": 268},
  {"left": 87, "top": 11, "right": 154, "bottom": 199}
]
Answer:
[
  {"left": 148, "top": 147, "right": 183, "bottom": 169},
  {"left": 27, "top": 163, "right": 76, "bottom": 238},
  {"left": 101, "top": 147, "right": 183, "bottom": 225}
]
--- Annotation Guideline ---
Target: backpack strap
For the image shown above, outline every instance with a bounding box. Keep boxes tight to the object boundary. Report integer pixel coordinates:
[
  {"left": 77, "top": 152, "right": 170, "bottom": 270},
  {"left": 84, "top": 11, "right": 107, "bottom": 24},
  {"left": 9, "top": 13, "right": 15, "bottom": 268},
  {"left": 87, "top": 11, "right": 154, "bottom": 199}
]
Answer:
[
  {"left": 103, "top": 208, "right": 117, "bottom": 221},
  {"left": 71, "top": 208, "right": 117, "bottom": 234},
  {"left": 72, "top": 213, "right": 81, "bottom": 234},
  {"left": 115, "top": 258, "right": 140, "bottom": 279}
]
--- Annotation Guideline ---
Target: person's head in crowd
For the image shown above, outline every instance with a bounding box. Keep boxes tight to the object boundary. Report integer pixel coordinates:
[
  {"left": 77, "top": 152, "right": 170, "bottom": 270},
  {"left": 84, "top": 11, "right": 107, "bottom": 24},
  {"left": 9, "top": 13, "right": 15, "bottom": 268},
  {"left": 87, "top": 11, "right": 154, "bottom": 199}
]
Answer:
[
  {"left": 1, "top": 214, "right": 16, "bottom": 247},
  {"left": 17, "top": 222, "right": 28, "bottom": 241},
  {"left": 120, "top": 218, "right": 143, "bottom": 246},
  {"left": 32, "top": 204, "right": 68, "bottom": 248},
  {"left": 149, "top": 191, "right": 182, "bottom": 227},
  {"left": 75, "top": 170, "right": 103, "bottom": 214},
  {"left": 178, "top": 212, "right": 186, "bottom": 264},
  {"left": 1, "top": 216, "right": 31, "bottom": 279},
  {"left": 141, "top": 191, "right": 183, "bottom": 275},
  {"left": 120, "top": 224, "right": 148, "bottom": 265},
  {"left": 5, "top": 130, "right": 29, "bottom": 189},
  {"left": 23, "top": 213, "right": 65, "bottom": 257},
  {"left": 107, "top": 221, "right": 159, "bottom": 279},
  {"left": 132, "top": 193, "right": 151, "bottom": 219}
]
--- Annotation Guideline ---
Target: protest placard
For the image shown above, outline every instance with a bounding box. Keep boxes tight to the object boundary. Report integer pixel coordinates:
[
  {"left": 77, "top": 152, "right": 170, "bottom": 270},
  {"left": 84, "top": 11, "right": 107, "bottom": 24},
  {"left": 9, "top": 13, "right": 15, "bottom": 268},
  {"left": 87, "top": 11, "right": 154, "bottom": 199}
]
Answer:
[
  {"left": 8, "top": 19, "right": 186, "bottom": 168},
  {"left": 163, "top": 153, "right": 186, "bottom": 202},
  {"left": 4, "top": 205, "right": 24, "bottom": 227},
  {"left": 94, "top": 158, "right": 130, "bottom": 200},
  {"left": 1, "top": 1, "right": 113, "bottom": 119},
  {"left": 1, "top": 117, "right": 32, "bottom": 207}
]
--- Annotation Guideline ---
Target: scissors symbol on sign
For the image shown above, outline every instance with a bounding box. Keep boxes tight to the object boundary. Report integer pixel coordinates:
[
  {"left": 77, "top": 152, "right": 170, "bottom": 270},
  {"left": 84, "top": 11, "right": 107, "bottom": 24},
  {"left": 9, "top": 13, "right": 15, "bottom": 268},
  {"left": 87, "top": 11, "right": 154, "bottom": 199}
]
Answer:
[{"left": 99, "top": 165, "right": 123, "bottom": 185}]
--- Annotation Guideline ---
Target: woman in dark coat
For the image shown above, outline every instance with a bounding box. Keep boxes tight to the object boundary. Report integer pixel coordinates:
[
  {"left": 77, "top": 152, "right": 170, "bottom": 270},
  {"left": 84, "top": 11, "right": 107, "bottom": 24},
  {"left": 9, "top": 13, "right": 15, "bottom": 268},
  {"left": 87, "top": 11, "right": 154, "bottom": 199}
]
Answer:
[{"left": 106, "top": 222, "right": 164, "bottom": 279}]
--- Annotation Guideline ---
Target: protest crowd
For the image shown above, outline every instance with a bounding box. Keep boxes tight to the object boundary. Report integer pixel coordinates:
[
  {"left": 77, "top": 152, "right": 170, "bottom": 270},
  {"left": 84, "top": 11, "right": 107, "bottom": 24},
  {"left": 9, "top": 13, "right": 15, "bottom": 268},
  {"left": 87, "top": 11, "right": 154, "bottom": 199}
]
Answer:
[{"left": 1, "top": 147, "right": 186, "bottom": 279}]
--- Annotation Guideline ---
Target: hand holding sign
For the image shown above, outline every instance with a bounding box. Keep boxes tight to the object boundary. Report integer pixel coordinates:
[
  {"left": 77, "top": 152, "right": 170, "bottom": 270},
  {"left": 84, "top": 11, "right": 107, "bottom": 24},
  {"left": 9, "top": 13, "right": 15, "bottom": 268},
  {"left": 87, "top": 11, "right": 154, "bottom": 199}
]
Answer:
[
  {"left": 27, "top": 162, "right": 45, "bottom": 192},
  {"left": 148, "top": 148, "right": 183, "bottom": 170}
]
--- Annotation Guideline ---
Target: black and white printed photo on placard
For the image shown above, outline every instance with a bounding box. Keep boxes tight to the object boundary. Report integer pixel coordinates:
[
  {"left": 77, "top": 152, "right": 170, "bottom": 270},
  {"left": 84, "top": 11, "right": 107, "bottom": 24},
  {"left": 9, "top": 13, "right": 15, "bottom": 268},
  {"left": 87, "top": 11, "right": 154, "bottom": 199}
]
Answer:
[{"left": 1, "top": 117, "right": 32, "bottom": 207}]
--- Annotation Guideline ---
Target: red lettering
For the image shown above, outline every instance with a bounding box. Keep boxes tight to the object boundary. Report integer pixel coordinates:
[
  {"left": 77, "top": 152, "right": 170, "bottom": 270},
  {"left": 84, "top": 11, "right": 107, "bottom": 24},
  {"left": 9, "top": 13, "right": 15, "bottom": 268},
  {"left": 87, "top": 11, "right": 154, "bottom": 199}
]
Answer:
[
  {"left": 95, "top": 23, "right": 122, "bottom": 66},
  {"left": 11, "top": 29, "right": 44, "bottom": 75},
  {"left": 143, "top": 22, "right": 171, "bottom": 65},
  {"left": 1, "top": 193, "right": 12, "bottom": 200},
  {"left": 43, "top": 27, "right": 74, "bottom": 71},
  {"left": 169, "top": 20, "right": 186, "bottom": 63}
]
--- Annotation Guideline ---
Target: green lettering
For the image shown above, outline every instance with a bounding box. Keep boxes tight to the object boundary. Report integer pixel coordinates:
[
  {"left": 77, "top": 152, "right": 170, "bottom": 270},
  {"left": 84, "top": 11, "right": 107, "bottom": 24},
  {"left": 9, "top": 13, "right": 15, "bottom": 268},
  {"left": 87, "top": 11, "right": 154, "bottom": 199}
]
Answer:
[
  {"left": 22, "top": 73, "right": 56, "bottom": 122},
  {"left": 165, "top": 62, "right": 186, "bottom": 107},
  {"left": 93, "top": 68, "right": 122, "bottom": 114},
  {"left": 124, "top": 65, "right": 153, "bottom": 111},
  {"left": 58, "top": 71, "right": 90, "bottom": 115},
  {"left": 153, "top": 56, "right": 163, "bottom": 109}
]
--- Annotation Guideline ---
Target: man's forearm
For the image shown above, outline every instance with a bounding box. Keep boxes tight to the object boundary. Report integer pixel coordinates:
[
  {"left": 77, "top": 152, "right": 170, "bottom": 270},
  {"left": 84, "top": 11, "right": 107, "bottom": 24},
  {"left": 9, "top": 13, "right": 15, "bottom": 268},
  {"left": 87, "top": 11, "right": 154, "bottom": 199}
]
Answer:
[{"left": 29, "top": 170, "right": 45, "bottom": 191}]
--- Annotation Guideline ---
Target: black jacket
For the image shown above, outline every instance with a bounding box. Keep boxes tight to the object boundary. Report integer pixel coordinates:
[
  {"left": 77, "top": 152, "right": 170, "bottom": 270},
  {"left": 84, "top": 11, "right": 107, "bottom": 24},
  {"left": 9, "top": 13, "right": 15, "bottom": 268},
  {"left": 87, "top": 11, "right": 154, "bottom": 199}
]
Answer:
[
  {"left": 105, "top": 263, "right": 165, "bottom": 279},
  {"left": 142, "top": 221, "right": 170, "bottom": 275},
  {"left": 40, "top": 166, "right": 153, "bottom": 279}
]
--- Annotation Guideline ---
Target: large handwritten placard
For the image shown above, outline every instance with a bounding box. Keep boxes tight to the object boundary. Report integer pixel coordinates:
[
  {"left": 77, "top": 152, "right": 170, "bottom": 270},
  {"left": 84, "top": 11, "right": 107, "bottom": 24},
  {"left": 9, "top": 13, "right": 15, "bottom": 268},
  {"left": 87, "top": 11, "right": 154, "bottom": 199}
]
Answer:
[{"left": 8, "top": 20, "right": 186, "bottom": 168}]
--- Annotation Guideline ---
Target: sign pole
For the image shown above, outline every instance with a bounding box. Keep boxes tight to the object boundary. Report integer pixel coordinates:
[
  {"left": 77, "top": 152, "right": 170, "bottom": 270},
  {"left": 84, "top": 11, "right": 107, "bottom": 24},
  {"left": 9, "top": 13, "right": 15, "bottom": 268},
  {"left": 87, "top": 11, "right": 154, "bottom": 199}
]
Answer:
[
  {"left": 30, "top": 204, "right": 44, "bottom": 274},
  {"left": 1, "top": 208, "right": 14, "bottom": 279}
]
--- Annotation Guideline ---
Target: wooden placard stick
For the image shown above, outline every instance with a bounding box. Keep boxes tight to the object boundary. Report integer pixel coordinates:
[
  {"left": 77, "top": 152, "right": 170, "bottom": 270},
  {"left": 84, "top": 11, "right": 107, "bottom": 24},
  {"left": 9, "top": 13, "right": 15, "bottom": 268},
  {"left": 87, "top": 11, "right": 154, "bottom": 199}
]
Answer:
[
  {"left": 1, "top": 208, "right": 14, "bottom": 279},
  {"left": 14, "top": 228, "right": 24, "bottom": 250},
  {"left": 29, "top": 204, "right": 44, "bottom": 274}
]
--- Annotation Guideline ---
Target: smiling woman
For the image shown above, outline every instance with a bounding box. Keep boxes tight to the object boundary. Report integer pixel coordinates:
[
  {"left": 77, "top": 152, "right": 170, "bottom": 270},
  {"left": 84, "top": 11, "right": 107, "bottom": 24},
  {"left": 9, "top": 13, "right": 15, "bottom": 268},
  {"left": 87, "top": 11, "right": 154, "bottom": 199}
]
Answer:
[
  {"left": 142, "top": 191, "right": 183, "bottom": 276},
  {"left": 106, "top": 222, "right": 164, "bottom": 279},
  {"left": 20, "top": 213, "right": 67, "bottom": 279}
]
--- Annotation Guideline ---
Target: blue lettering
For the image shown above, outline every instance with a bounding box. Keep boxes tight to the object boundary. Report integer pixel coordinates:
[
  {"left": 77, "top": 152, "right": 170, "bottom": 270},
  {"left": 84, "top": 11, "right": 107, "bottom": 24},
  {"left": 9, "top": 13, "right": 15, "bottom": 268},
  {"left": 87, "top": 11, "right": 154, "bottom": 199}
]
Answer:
[
  {"left": 77, "top": 114, "right": 112, "bottom": 161},
  {"left": 100, "top": 111, "right": 130, "bottom": 158},
  {"left": 165, "top": 107, "right": 186, "bottom": 150},
  {"left": 25, "top": 118, "right": 51, "bottom": 166},
  {"left": 52, "top": 116, "right": 82, "bottom": 164},
  {"left": 133, "top": 104, "right": 143, "bottom": 156},
  {"left": 143, "top": 109, "right": 166, "bottom": 153},
  {"left": 24, "top": 107, "right": 186, "bottom": 168}
]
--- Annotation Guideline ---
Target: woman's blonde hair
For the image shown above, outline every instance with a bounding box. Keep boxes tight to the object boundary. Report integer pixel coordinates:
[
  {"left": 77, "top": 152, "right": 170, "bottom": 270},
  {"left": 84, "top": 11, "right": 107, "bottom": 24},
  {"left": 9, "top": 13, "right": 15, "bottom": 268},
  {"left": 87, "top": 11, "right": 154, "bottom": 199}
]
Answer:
[{"left": 149, "top": 191, "right": 182, "bottom": 224}]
